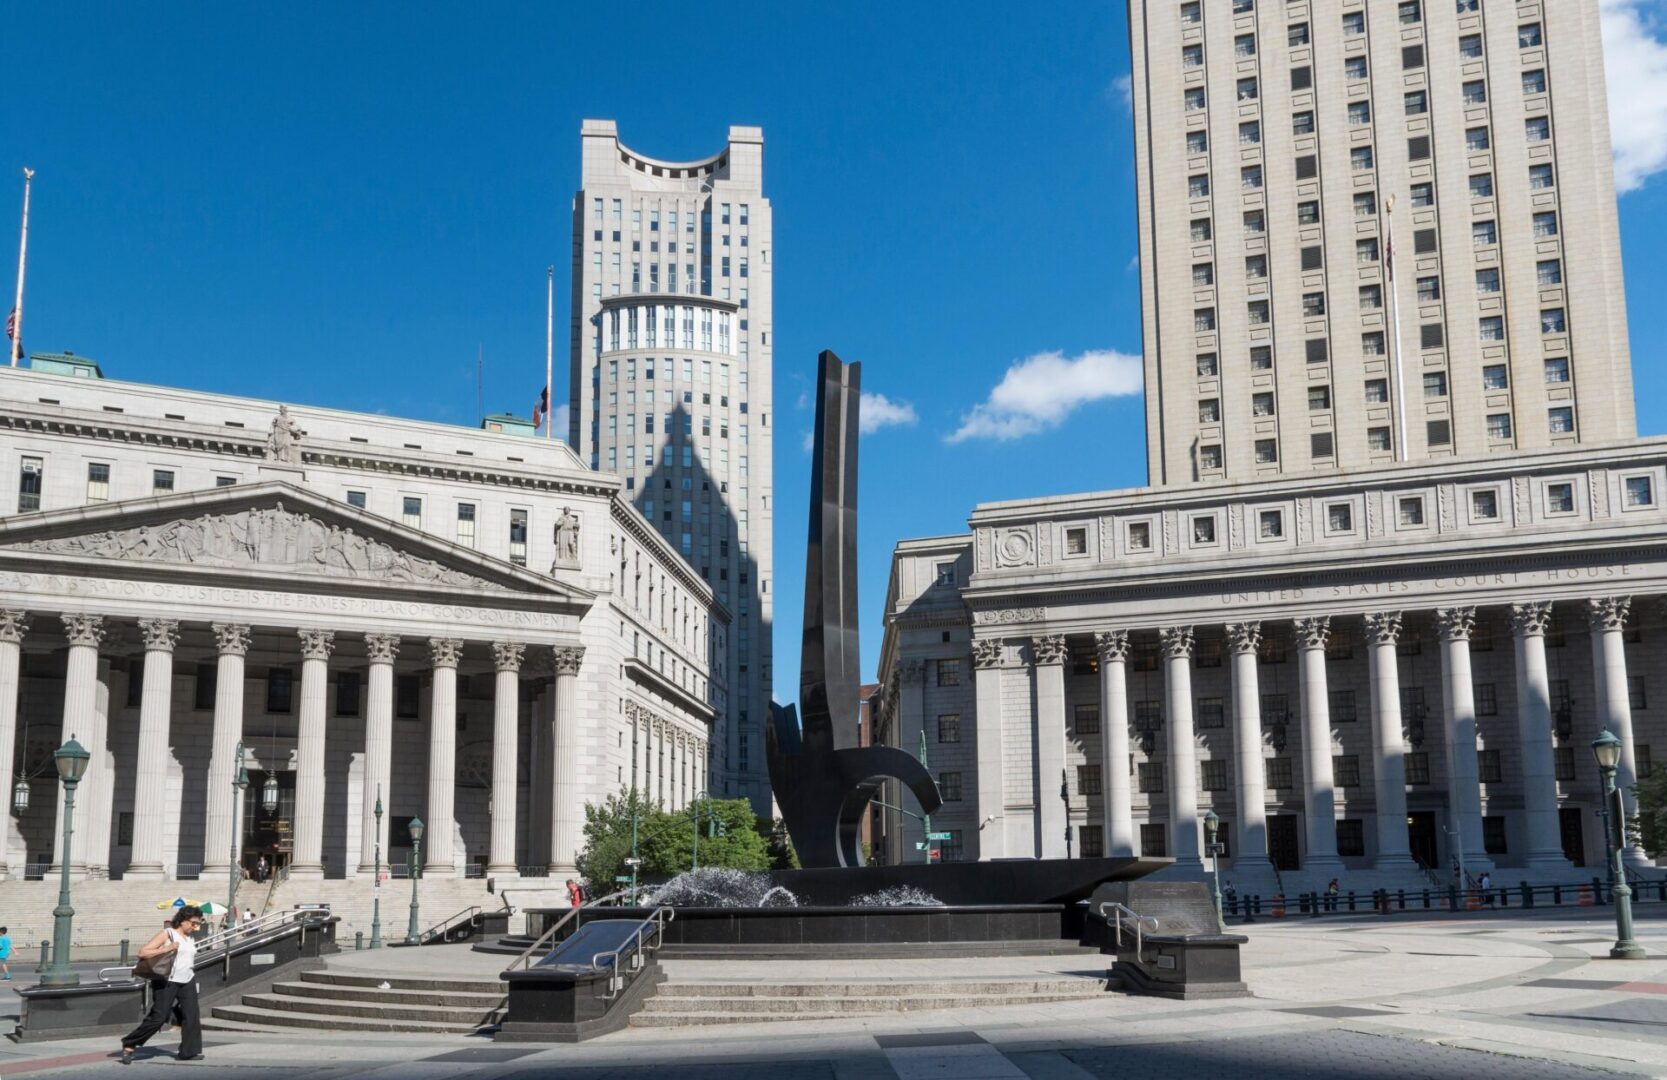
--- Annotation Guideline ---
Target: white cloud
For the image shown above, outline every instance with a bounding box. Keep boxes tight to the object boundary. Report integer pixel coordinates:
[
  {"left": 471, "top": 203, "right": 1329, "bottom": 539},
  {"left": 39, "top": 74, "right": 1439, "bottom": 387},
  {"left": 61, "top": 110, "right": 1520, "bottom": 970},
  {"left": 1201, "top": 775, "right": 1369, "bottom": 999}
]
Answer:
[
  {"left": 551, "top": 402, "right": 570, "bottom": 439},
  {"left": 947, "top": 349, "right": 1143, "bottom": 443},
  {"left": 1109, "top": 73, "right": 1133, "bottom": 110},
  {"left": 1603, "top": 0, "right": 1667, "bottom": 192},
  {"left": 859, "top": 391, "right": 918, "bottom": 434},
  {"left": 799, "top": 391, "right": 919, "bottom": 453}
]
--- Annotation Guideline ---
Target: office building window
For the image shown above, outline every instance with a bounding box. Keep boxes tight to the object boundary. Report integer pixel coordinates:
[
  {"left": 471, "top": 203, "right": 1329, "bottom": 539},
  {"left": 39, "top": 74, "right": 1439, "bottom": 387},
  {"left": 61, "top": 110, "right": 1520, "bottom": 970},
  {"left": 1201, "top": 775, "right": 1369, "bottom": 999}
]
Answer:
[
  {"left": 937, "top": 659, "right": 961, "bottom": 686},
  {"left": 1479, "top": 316, "right": 1505, "bottom": 341},
  {"left": 509, "top": 509, "right": 528, "bottom": 566},
  {"left": 455, "top": 503, "right": 476, "bottom": 548},
  {"left": 1542, "top": 308, "right": 1567, "bottom": 335},
  {"left": 1406, "top": 752, "right": 1431, "bottom": 785},
  {"left": 17, "top": 456, "right": 41, "bottom": 512},
  {"left": 1470, "top": 173, "right": 1494, "bottom": 199},
  {"left": 1251, "top": 346, "right": 1272, "bottom": 371},
  {"left": 1137, "top": 762, "right": 1165, "bottom": 794},
  {"left": 1473, "top": 489, "right": 1501, "bottom": 519},
  {"left": 1337, "top": 820, "right": 1366, "bottom": 857},
  {"left": 401, "top": 497, "right": 422, "bottom": 528},
  {"left": 1077, "top": 764, "right": 1103, "bottom": 796},
  {"left": 938, "top": 714, "right": 961, "bottom": 743},
  {"left": 1328, "top": 504, "right": 1353, "bottom": 533},
  {"left": 1533, "top": 211, "right": 1559, "bottom": 237},
  {"left": 1538, "top": 259, "right": 1562, "bottom": 285},
  {"left": 1197, "top": 353, "right": 1219, "bottom": 376},
  {"left": 1477, "top": 268, "right": 1501, "bottom": 294},
  {"left": 1330, "top": 689, "right": 1357, "bottom": 723},
  {"left": 1369, "top": 428, "right": 1393, "bottom": 453},
  {"left": 1200, "top": 759, "right": 1229, "bottom": 792},
  {"left": 1257, "top": 509, "right": 1284, "bottom": 538},
  {"left": 152, "top": 469, "right": 175, "bottom": 496},
  {"left": 938, "top": 771, "right": 962, "bottom": 802},
  {"left": 1545, "top": 358, "right": 1570, "bottom": 384},
  {"left": 86, "top": 463, "right": 110, "bottom": 503},
  {"left": 1530, "top": 164, "right": 1555, "bottom": 190},
  {"left": 1197, "top": 698, "right": 1225, "bottom": 729},
  {"left": 1139, "top": 824, "right": 1167, "bottom": 858},
  {"left": 1549, "top": 407, "right": 1575, "bottom": 435},
  {"left": 1487, "top": 414, "right": 1513, "bottom": 441},
  {"left": 1360, "top": 286, "right": 1383, "bottom": 312},
  {"left": 335, "top": 671, "right": 362, "bottom": 717},
  {"left": 1405, "top": 90, "right": 1428, "bottom": 116},
  {"left": 1473, "top": 220, "right": 1498, "bottom": 247},
  {"left": 1292, "top": 111, "right": 1315, "bottom": 135},
  {"left": 1253, "top": 392, "right": 1275, "bottom": 416},
  {"left": 1459, "top": 34, "right": 1483, "bottom": 59},
  {"left": 1466, "top": 127, "right": 1491, "bottom": 152},
  {"left": 1523, "top": 69, "right": 1547, "bottom": 94},
  {"left": 1626, "top": 476, "right": 1655, "bottom": 508},
  {"left": 266, "top": 667, "right": 295, "bottom": 714},
  {"left": 1520, "top": 23, "right": 1543, "bottom": 48},
  {"left": 1334, "top": 755, "right": 1361, "bottom": 788},
  {"left": 1423, "top": 372, "right": 1448, "bottom": 398},
  {"left": 1362, "top": 332, "right": 1386, "bottom": 356},
  {"left": 1080, "top": 825, "right": 1104, "bottom": 859},
  {"left": 1265, "top": 757, "right": 1293, "bottom": 789},
  {"left": 1398, "top": 497, "right": 1425, "bottom": 527}
]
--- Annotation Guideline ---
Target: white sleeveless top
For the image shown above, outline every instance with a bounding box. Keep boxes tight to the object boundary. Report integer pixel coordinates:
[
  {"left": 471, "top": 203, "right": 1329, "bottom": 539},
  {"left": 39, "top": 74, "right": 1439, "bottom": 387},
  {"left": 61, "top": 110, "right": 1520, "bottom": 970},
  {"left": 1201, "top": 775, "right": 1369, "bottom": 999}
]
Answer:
[{"left": 165, "top": 927, "right": 197, "bottom": 984}]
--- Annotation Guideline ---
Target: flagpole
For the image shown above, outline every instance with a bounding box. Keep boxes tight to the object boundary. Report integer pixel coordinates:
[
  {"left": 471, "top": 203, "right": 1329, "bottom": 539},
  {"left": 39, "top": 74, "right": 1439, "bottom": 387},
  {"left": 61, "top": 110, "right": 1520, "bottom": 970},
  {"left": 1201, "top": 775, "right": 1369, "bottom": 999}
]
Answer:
[
  {"left": 1384, "top": 195, "right": 1408, "bottom": 463},
  {"left": 11, "top": 168, "right": 34, "bottom": 367},
  {"left": 545, "top": 265, "right": 554, "bottom": 441}
]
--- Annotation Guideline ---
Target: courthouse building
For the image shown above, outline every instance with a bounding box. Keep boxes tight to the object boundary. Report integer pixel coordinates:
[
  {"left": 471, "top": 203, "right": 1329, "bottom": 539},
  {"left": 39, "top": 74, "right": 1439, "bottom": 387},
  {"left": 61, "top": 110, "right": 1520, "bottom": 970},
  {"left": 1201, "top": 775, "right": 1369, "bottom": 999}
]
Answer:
[
  {"left": 0, "top": 359, "right": 721, "bottom": 882},
  {"left": 876, "top": 0, "right": 1655, "bottom": 885}
]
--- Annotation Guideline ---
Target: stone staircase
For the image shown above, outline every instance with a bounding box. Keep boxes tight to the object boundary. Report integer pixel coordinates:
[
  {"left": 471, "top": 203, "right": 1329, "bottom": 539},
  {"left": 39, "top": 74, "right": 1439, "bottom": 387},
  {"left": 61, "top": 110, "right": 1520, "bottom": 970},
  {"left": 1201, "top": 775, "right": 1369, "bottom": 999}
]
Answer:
[
  {"left": 262, "top": 877, "right": 568, "bottom": 945},
  {"left": 628, "top": 974, "right": 1108, "bottom": 1027},
  {"left": 0, "top": 879, "right": 248, "bottom": 955},
  {"left": 205, "top": 969, "right": 506, "bottom": 1035}
]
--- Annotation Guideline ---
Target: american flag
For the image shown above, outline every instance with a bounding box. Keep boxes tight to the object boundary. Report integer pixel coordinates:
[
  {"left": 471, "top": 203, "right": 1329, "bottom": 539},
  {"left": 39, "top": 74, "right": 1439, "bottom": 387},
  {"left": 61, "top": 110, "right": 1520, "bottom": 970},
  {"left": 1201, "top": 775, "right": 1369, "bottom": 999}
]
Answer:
[
  {"left": 1384, "top": 232, "right": 1394, "bottom": 281},
  {"left": 4, "top": 307, "right": 14, "bottom": 342}
]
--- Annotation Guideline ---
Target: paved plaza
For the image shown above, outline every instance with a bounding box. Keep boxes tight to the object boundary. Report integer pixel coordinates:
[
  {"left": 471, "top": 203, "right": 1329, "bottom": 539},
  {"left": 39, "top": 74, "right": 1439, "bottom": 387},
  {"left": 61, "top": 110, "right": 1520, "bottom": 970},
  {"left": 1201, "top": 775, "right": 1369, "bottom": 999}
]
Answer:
[{"left": 0, "top": 905, "right": 1663, "bottom": 1077}]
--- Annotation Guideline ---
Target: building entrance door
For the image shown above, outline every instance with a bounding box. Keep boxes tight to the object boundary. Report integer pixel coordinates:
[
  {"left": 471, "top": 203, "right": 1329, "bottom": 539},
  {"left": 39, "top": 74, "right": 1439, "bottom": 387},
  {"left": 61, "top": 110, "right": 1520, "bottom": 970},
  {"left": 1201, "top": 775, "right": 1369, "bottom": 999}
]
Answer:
[
  {"left": 1268, "top": 815, "right": 1300, "bottom": 871},
  {"left": 1407, "top": 811, "right": 1438, "bottom": 870},
  {"left": 1560, "top": 806, "right": 1586, "bottom": 866},
  {"left": 242, "top": 770, "right": 296, "bottom": 875}
]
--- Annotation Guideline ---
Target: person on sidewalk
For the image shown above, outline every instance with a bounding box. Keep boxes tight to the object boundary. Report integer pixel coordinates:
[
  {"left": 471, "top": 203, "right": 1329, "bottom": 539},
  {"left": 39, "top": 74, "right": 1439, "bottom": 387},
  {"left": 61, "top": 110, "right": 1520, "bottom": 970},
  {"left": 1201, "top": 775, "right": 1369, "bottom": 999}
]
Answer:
[
  {"left": 118, "top": 905, "right": 205, "bottom": 1065},
  {"left": 1325, "top": 878, "right": 1340, "bottom": 912},
  {"left": 566, "top": 878, "right": 583, "bottom": 907},
  {"left": 0, "top": 926, "right": 12, "bottom": 980}
]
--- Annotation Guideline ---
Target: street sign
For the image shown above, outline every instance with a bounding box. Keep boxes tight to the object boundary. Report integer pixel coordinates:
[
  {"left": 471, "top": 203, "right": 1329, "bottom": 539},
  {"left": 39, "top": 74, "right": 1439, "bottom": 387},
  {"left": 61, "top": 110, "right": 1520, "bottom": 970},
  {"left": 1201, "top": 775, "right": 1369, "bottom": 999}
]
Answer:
[
  {"left": 623, "top": 857, "right": 643, "bottom": 867},
  {"left": 914, "top": 842, "right": 927, "bottom": 851},
  {"left": 928, "top": 849, "right": 942, "bottom": 860},
  {"left": 927, "top": 832, "right": 952, "bottom": 841},
  {"left": 614, "top": 875, "right": 632, "bottom": 883}
]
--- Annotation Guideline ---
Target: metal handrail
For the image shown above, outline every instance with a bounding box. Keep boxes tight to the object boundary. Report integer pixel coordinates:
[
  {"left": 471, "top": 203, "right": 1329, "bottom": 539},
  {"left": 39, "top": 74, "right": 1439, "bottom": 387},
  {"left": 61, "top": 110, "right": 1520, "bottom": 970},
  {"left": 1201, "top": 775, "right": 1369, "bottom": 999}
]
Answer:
[
  {"left": 591, "top": 906, "right": 674, "bottom": 1000},
  {"left": 415, "top": 905, "right": 483, "bottom": 944},
  {"left": 257, "top": 864, "right": 290, "bottom": 917},
  {"left": 99, "top": 906, "right": 329, "bottom": 984},
  {"left": 504, "top": 890, "right": 629, "bottom": 972},
  {"left": 1097, "top": 901, "right": 1159, "bottom": 954}
]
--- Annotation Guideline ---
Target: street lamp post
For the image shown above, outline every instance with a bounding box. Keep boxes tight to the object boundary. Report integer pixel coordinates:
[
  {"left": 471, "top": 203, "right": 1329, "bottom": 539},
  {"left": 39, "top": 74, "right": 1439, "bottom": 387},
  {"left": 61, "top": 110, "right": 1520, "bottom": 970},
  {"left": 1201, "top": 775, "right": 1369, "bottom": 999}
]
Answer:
[
  {"left": 370, "top": 787, "right": 384, "bottom": 949},
  {"left": 41, "top": 738, "right": 90, "bottom": 987},
  {"left": 1203, "top": 809, "right": 1225, "bottom": 919},
  {"left": 405, "top": 817, "right": 424, "bottom": 946},
  {"left": 690, "top": 792, "right": 709, "bottom": 871},
  {"left": 227, "top": 742, "right": 249, "bottom": 925},
  {"left": 1592, "top": 731, "right": 1645, "bottom": 960}
]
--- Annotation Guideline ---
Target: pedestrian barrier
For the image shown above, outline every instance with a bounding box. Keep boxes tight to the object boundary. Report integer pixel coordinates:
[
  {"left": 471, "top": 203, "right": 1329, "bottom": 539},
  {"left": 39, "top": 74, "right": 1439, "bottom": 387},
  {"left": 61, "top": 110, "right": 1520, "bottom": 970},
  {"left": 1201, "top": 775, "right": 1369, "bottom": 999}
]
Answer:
[
  {"left": 1270, "top": 894, "right": 1285, "bottom": 918},
  {"left": 1578, "top": 885, "right": 1595, "bottom": 906}
]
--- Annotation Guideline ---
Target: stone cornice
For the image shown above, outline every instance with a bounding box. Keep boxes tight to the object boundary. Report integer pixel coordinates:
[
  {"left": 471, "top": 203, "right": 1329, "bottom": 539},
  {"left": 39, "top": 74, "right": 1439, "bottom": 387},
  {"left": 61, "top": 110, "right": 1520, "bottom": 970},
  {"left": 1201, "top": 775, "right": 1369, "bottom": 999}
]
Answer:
[
  {"left": 623, "top": 657, "right": 715, "bottom": 724},
  {"left": 0, "top": 400, "right": 618, "bottom": 499},
  {"left": 609, "top": 500, "right": 722, "bottom": 615}
]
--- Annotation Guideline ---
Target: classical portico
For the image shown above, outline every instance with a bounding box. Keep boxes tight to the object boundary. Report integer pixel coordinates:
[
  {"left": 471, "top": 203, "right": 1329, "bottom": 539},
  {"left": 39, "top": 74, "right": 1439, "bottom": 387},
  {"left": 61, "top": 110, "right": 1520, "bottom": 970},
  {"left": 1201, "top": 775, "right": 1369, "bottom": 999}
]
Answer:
[
  {"left": 0, "top": 481, "right": 604, "bottom": 881},
  {"left": 880, "top": 441, "right": 1667, "bottom": 882}
]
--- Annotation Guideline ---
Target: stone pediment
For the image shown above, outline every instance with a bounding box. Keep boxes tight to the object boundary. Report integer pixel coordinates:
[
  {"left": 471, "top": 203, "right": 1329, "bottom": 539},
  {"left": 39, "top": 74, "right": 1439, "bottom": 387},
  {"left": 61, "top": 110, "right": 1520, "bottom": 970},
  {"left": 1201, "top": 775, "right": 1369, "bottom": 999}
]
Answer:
[
  {"left": 10, "top": 504, "right": 499, "bottom": 590},
  {"left": 0, "top": 481, "right": 592, "bottom": 603}
]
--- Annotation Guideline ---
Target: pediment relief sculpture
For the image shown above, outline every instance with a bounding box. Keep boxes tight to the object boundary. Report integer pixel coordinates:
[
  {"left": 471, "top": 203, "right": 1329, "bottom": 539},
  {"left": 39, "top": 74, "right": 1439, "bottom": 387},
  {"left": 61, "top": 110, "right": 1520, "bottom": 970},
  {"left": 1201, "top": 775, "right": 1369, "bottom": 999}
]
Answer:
[{"left": 7, "top": 504, "right": 500, "bottom": 590}]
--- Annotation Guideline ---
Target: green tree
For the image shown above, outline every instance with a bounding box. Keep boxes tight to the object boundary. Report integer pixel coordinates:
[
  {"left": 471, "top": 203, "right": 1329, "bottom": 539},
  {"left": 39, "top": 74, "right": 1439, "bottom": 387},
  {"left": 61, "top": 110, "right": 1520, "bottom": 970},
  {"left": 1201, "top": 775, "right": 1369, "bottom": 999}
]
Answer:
[{"left": 576, "top": 793, "right": 770, "bottom": 888}]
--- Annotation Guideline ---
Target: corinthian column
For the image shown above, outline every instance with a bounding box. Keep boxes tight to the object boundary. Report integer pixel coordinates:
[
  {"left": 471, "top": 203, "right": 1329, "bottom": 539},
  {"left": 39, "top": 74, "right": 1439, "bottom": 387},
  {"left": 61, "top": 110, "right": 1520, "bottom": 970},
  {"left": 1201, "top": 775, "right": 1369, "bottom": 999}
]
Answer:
[
  {"left": 548, "top": 645, "right": 584, "bottom": 873},
  {"left": 1437, "top": 606, "right": 1492, "bottom": 872},
  {"left": 126, "top": 618, "right": 181, "bottom": 880},
  {"left": 1364, "top": 612, "right": 1414, "bottom": 869},
  {"left": 425, "top": 638, "right": 464, "bottom": 877},
  {"left": 1033, "top": 634, "right": 1069, "bottom": 859},
  {"left": 201, "top": 623, "right": 250, "bottom": 879},
  {"left": 54, "top": 614, "right": 105, "bottom": 878},
  {"left": 1589, "top": 596, "right": 1647, "bottom": 867},
  {"left": 357, "top": 634, "right": 399, "bottom": 874},
  {"left": 1227, "top": 622, "right": 1270, "bottom": 869},
  {"left": 971, "top": 638, "right": 1005, "bottom": 859},
  {"left": 1294, "top": 617, "right": 1343, "bottom": 874},
  {"left": 0, "top": 611, "right": 28, "bottom": 878},
  {"left": 1510, "top": 603, "right": 1568, "bottom": 869},
  {"left": 289, "top": 628, "right": 334, "bottom": 880},
  {"left": 1094, "top": 631, "right": 1134, "bottom": 857},
  {"left": 1161, "top": 626, "right": 1200, "bottom": 867},
  {"left": 487, "top": 641, "right": 524, "bottom": 876}
]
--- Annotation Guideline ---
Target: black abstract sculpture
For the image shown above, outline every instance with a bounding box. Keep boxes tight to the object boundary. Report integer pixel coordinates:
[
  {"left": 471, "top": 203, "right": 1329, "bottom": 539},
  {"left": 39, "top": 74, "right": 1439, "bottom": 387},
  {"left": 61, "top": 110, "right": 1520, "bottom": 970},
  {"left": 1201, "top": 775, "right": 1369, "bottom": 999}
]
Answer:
[{"left": 768, "top": 350, "right": 943, "bottom": 868}]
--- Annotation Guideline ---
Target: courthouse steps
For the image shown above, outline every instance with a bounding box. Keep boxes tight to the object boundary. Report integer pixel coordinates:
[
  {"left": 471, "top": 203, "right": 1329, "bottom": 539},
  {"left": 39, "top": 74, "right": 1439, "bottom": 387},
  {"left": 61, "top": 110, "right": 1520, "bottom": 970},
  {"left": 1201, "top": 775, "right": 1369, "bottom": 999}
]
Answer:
[
  {"left": 0, "top": 875, "right": 570, "bottom": 958},
  {"left": 629, "top": 974, "right": 1108, "bottom": 1026},
  {"left": 205, "top": 969, "right": 506, "bottom": 1035}
]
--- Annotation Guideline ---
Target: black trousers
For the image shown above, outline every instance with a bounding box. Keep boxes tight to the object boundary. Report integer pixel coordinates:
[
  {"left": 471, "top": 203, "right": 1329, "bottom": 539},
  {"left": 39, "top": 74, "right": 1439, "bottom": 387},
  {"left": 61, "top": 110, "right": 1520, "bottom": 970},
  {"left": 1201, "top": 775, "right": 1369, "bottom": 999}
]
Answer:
[{"left": 121, "top": 979, "right": 201, "bottom": 1057}]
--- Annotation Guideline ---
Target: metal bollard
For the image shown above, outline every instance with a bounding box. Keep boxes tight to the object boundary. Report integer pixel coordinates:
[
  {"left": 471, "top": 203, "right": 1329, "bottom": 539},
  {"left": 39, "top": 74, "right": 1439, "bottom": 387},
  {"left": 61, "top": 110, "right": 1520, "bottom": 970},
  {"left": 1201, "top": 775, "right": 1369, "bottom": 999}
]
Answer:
[
  {"left": 1397, "top": 889, "right": 1406, "bottom": 910},
  {"left": 1553, "top": 884, "right": 1562, "bottom": 905},
  {"left": 1448, "top": 886, "right": 1459, "bottom": 913},
  {"left": 355, "top": 931, "right": 364, "bottom": 951},
  {"left": 1522, "top": 883, "right": 1533, "bottom": 909},
  {"left": 1421, "top": 889, "right": 1430, "bottom": 909},
  {"left": 35, "top": 940, "right": 49, "bottom": 973},
  {"left": 119, "top": 938, "right": 130, "bottom": 965},
  {"left": 1348, "top": 891, "right": 1357, "bottom": 912},
  {"left": 1245, "top": 895, "right": 1256, "bottom": 924},
  {"left": 1309, "top": 892, "right": 1321, "bottom": 918}
]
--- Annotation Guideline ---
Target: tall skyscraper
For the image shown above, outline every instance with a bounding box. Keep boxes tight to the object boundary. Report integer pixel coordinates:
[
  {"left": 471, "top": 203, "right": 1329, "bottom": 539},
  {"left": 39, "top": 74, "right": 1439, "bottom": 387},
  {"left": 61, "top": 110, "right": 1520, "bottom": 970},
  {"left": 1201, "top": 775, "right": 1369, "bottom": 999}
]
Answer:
[
  {"left": 569, "top": 120, "right": 774, "bottom": 806},
  {"left": 1129, "top": 0, "right": 1633, "bottom": 487}
]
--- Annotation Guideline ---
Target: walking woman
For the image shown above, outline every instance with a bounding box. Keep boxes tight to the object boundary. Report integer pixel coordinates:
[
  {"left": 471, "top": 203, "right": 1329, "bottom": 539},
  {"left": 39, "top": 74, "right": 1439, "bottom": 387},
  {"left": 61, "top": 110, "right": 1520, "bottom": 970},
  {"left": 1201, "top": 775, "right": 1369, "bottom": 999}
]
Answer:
[{"left": 118, "top": 904, "right": 205, "bottom": 1064}]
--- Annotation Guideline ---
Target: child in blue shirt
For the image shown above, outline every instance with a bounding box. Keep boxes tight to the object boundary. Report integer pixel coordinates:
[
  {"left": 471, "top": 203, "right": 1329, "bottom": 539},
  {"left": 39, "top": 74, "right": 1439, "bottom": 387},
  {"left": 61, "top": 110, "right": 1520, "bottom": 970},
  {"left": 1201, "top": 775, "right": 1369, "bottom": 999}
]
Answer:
[{"left": 0, "top": 926, "right": 13, "bottom": 980}]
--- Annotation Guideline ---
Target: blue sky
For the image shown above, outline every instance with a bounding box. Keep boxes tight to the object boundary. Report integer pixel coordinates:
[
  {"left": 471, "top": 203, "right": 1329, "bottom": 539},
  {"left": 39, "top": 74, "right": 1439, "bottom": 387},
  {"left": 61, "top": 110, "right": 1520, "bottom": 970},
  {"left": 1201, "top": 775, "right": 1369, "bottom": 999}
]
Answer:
[{"left": 7, "top": 2, "right": 1667, "bottom": 709}]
